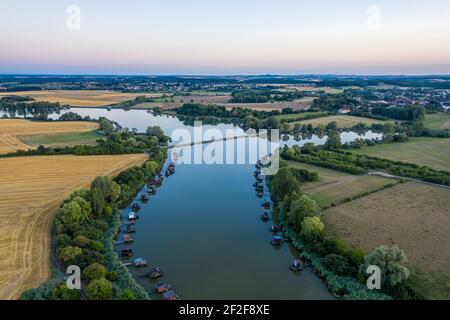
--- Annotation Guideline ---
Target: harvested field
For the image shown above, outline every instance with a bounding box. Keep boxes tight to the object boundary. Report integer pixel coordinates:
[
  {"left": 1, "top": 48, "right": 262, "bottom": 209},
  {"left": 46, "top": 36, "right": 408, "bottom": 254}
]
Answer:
[
  {"left": 0, "top": 90, "right": 159, "bottom": 107},
  {"left": 324, "top": 182, "right": 450, "bottom": 299},
  {"left": 133, "top": 96, "right": 315, "bottom": 111},
  {"left": 132, "top": 94, "right": 231, "bottom": 109},
  {"left": 0, "top": 134, "right": 31, "bottom": 155},
  {"left": 223, "top": 97, "right": 315, "bottom": 111},
  {"left": 290, "top": 115, "right": 388, "bottom": 129},
  {"left": 351, "top": 137, "right": 450, "bottom": 172},
  {"left": 287, "top": 161, "right": 398, "bottom": 208},
  {"left": 0, "top": 119, "right": 99, "bottom": 154},
  {"left": 424, "top": 112, "right": 450, "bottom": 130},
  {"left": 0, "top": 154, "right": 149, "bottom": 300}
]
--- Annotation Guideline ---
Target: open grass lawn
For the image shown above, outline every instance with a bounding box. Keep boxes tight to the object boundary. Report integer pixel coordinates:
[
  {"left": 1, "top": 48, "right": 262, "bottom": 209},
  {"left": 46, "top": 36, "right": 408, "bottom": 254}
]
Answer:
[
  {"left": 0, "top": 119, "right": 99, "bottom": 154},
  {"left": 0, "top": 90, "right": 160, "bottom": 107},
  {"left": 286, "top": 161, "right": 398, "bottom": 208},
  {"left": 0, "top": 154, "right": 149, "bottom": 300},
  {"left": 323, "top": 182, "right": 450, "bottom": 299},
  {"left": 132, "top": 96, "right": 314, "bottom": 111},
  {"left": 351, "top": 137, "right": 450, "bottom": 172},
  {"left": 273, "top": 111, "right": 328, "bottom": 121},
  {"left": 222, "top": 97, "right": 315, "bottom": 111},
  {"left": 424, "top": 112, "right": 450, "bottom": 130},
  {"left": 19, "top": 131, "right": 103, "bottom": 148},
  {"left": 290, "top": 115, "right": 388, "bottom": 129},
  {"left": 280, "top": 85, "right": 345, "bottom": 94}
]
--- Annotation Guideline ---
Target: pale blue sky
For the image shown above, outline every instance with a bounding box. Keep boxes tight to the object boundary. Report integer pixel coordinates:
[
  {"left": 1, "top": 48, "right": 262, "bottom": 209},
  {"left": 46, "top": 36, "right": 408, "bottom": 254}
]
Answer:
[{"left": 0, "top": 0, "right": 449, "bottom": 74}]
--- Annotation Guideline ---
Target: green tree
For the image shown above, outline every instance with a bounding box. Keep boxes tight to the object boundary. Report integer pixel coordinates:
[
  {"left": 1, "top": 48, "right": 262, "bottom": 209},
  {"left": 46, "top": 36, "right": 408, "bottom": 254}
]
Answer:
[
  {"left": 383, "top": 123, "right": 395, "bottom": 135},
  {"left": 288, "top": 195, "right": 321, "bottom": 231},
  {"left": 324, "top": 130, "right": 342, "bottom": 150},
  {"left": 269, "top": 167, "right": 301, "bottom": 202},
  {"left": 361, "top": 245, "right": 410, "bottom": 289},
  {"left": 301, "top": 216, "right": 324, "bottom": 242},
  {"left": 82, "top": 263, "right": 107, "bottom": 283},
  {"left": 266, "top": 116, "right": 280, "bottom": 129},
  {"left": 243, "top": 115, "right": 259, "bottom": 129},
  {"left": 57, "top": 234, "right": 72, "bottom": 247},
  {"left": 59, "top": 201, "right": 89, "bottom": 225},
  {"left": 87, "top": 278, "right": 113, "bottom": 300},
  {"left": 91, "top": 177, "right": 111, "bottom": 198},
  {"left": 117, "top": 289, "right": 136, "bottom": 300},
  {"left": 50, "top": 284, "right": 80, "bottom": 300},
  {"left": 144, "top": 161, "right": 159, "bottom": 178},
  {"left": 90, "top": 188, "right": 106, "bottom": 217},
  {"left": 103, "top": 205, "right": 113, "bottom": 217},
  {"left": 71, "top": 196, "right": 91, "bottom": 218},
  {"left": 147, "top": 126, "right": 165, "bottom": 141},
  {"left": 279, "top": 191, "right": 301, "bottom": 220},
  {"left": 73, "top": 235, "right": 90, "bottom": 248},
  {"left": 108, "top": 181, "right": 121, "bottom": 202},
  {"left": 326, "top": 121, "right": 338, "bottom": 131},
  {"left": 58, "top": 246, "right": 82, "bottom": 264}
]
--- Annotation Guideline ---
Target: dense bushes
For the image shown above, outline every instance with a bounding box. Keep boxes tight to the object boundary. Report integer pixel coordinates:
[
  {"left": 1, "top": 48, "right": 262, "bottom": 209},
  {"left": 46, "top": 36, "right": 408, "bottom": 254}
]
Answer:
[
  {"left": 0, "top": 99, "right": 67, "bottom": 118},
  {"left": 282, "top": 146, "right": 367, "bottom": 175},
  {"left": 372, "top": 105, "right": 425, "bottom": 121},
  {"left": 282, "top": 146, "right": 450, "bottom": 186},
  {"left": 268, "top": 165, "right": 413, "bottom": 299},
  {"left": 22, "top": 129, "right": 167, "bottom": 300},
  {"left": 230, "top": 89, "right": 303, "bottom": 103},
  {"left": 290, "top": 167, "right": 319, "bottom": 182},
  {"left": 1, "top": 118, "right": 166, "bottom": 158}
]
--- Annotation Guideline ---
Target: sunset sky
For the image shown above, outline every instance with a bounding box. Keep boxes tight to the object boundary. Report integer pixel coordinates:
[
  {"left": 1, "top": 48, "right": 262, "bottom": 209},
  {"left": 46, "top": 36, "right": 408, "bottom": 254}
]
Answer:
[{"left": 1, "top": 0, "right": 449, "bottom": 75}]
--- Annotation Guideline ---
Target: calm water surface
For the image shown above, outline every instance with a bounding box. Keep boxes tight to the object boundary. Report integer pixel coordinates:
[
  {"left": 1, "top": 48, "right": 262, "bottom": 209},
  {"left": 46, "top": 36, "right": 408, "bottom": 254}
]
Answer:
[{"left": 4, "top": 108, "right": 381, "bottom": 299}]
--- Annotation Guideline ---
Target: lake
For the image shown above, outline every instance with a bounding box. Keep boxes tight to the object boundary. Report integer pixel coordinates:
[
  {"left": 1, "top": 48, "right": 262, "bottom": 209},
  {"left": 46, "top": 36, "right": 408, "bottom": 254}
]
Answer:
[{"left": 3, "top": 108, "right": 381, "bottom": 299}]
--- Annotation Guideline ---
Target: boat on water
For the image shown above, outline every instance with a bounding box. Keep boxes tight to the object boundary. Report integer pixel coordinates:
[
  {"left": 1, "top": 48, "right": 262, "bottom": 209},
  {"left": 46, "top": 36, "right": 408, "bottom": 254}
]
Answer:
[
  {"left": 271, "top": 225, "right": 281, "bottom": 232},
  {"left": 271, "top": 235, "right": 283, "bottom": 246},
  {"left": 261, "top": 212, "right": 270, "bottom": 222},
  {"left": 123, "top": 234, "right": 134, "bottom": 243},
  {"left": 150, "top": 267, "right": 164, "bottom": 279},
  {"left": 140, "top": 193, "right": 149, "bottom": 202},
  {"left": 121, "top": 247, "right": 133, "bottom": 257},
  {"left": 155, "top": 283, "right": 172, "bottom": 294},
  {"left": 162, "top": 290, "right": 180, "bottom": 301},
  {"left": 134, "top": 258, "right": 148, "bottom": 268},
  {"left": 290, "top": 259, "right": 304, "bottom": 272},
  {"left": 132, "top": 203, "right": 141, "bottom": 212}
]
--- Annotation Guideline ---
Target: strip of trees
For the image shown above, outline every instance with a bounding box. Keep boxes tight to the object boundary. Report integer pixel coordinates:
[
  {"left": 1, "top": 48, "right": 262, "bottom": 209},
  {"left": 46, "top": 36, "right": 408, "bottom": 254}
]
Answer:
[
  {"left": 267, "top": 164, "right": 418, "bottom": 299},
  {"left": 22, "top": 134, "right": 167, "bottom": 300}
]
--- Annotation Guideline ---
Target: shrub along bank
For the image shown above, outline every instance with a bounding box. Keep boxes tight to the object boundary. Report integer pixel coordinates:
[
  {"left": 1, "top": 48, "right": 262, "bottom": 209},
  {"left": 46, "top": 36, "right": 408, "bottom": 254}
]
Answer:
[
  {"left": 266, "top": 165, "right": 420, "bottom": 300},
  {"left": 281, "top": 144, "right": 450, "bottom": 186},
  {"left": 21, "top": 138, "right": 167, "bottom": 300}
]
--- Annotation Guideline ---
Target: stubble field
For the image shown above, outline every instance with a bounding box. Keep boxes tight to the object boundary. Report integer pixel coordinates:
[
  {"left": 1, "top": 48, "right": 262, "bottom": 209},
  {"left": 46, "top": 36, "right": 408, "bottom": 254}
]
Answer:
[
  {"left": 0, "top": 90, "right": 158, "bottom": 107},
  {"left": 0, "top": 154, "right": 148, "bottom": 299},
  {"left": 0, "top": 119, "right": 99, "bottom": 154}
]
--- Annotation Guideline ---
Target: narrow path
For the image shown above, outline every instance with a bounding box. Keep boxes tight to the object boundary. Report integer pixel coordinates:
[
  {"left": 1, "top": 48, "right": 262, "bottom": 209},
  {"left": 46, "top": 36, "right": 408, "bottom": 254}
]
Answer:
[
  {"left": 168, "top": 134, "right": 251, "bottom": 149},
  {"left": 368, "top": 170, "right": 450, "bottom": 190}
]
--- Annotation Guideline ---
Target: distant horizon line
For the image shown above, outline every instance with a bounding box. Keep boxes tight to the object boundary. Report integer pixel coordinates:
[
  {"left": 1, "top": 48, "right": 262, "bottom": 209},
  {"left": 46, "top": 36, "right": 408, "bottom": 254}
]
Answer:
[{"left": 1, "top": 72, "right": 450, "bottom": 78}]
